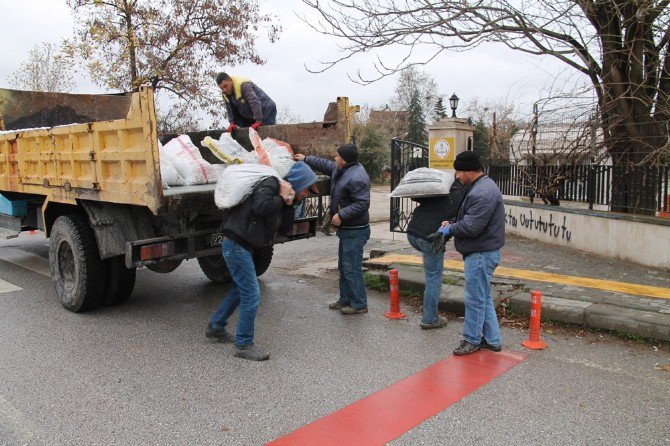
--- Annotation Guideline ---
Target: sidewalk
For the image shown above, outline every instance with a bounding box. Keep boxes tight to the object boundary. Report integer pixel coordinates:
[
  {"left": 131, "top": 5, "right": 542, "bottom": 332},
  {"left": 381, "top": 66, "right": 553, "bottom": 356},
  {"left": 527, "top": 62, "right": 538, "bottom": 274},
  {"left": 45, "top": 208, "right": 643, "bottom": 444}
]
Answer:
[{"left": 365, "top": 185, "right": 670, "bottom": 341}]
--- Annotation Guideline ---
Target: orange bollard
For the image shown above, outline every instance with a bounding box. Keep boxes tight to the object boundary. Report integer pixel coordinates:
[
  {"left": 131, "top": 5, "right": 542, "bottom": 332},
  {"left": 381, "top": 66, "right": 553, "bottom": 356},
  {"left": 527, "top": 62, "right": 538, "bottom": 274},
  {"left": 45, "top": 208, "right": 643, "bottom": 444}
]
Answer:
[
  {"left": 385, "top": 269, "right": 405, "bottom": 319},
  {"left": 522, "top": 290, "right": 548, "bottom": 350}
]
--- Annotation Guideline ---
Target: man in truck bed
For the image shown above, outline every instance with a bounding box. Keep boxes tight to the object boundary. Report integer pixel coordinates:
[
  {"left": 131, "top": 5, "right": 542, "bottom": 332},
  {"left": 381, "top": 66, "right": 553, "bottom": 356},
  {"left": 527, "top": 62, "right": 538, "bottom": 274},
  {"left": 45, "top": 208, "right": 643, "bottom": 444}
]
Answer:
[
  {"left": 206, "top": 162, "right": 318, "bottom": 361},
  {"left": 216, "top": 72, "right": 277, "bottom": 132}
]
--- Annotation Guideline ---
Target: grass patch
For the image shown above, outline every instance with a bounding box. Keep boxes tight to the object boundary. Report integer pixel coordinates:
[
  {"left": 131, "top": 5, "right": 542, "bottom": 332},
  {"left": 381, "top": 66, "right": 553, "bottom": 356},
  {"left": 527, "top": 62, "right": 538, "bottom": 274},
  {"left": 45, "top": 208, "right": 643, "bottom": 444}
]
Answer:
[
  {"left": 364, "top": 272, "right": 423, "bottom": 299},
  {"left": 364, "top": 272, "right": 388, "bottom": 292},
  {"left": 442, "top": 276, "right": 460, "bottom": 286}
]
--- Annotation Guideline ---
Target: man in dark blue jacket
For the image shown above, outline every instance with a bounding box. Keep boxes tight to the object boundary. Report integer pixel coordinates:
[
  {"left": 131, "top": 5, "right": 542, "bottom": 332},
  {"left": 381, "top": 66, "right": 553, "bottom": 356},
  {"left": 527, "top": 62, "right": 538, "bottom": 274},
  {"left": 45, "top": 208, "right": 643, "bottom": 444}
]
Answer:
[
  {"left": 294, "top": 144, "right": 371, "bottom": 315},
  {"left": 216, "top": 72, "right": 277, "bottom": 132},
  {"left": 206, "top": 162, "right": 318, "bottom": 361},
  {"left": 440, "top": 151, "right": 505, "bottom": 356}
]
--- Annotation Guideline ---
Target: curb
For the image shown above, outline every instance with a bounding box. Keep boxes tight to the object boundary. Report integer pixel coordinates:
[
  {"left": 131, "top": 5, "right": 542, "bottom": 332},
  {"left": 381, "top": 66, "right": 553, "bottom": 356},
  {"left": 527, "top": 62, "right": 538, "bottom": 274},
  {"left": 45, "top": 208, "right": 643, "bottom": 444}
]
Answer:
[{"left": 364, "top": 252, "right": 670, "bottom": 342}]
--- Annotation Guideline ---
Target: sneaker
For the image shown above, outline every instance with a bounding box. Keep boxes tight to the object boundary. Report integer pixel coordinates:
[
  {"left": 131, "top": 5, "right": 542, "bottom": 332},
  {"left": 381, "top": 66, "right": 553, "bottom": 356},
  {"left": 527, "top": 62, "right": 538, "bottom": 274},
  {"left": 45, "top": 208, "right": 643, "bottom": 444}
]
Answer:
[
  {"left": 328, "top": 301, "right": 348, "bottom": 310},
  {"left": 205, "top": 324, "right": 233, "bottom": 343},
  {"left": 340, "top": 306, "right": 368, "bottom": 315},
  {"left": 480, "top": 339, "right": 502, "bottom": 352},
  {"left": 420, "top": 316, "right": 448, "bottom": 330},
  {"left": 453, "top": 340, "right": 481, "bottom": 356},
  {"left": 234, "top": 344, "right": 269, "bottom": 361}
]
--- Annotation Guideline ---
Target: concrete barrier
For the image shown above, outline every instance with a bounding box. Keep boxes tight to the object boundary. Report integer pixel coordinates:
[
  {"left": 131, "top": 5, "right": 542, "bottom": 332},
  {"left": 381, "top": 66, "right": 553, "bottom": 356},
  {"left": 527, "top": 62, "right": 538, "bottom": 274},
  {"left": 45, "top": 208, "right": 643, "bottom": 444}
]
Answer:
[{"left": 504, "top": 200, "right": 670, "bottom": 269}]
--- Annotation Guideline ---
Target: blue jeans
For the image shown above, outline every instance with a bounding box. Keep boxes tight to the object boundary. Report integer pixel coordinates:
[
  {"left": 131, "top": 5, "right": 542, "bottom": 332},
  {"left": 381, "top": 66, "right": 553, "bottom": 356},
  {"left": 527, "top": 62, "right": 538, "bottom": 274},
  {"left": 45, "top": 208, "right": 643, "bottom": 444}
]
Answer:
[
  {"left": 210, "top": 238, "right": 261, "bottom": 347},
  {"left": 407, "top": 234, "right": 445, "bottom": 325},
  {"left": 463, "top": 250, "right": 502, "bottom": 346},
  {"left": 336, "top": 226, "right": 370, "bottom": 309}
]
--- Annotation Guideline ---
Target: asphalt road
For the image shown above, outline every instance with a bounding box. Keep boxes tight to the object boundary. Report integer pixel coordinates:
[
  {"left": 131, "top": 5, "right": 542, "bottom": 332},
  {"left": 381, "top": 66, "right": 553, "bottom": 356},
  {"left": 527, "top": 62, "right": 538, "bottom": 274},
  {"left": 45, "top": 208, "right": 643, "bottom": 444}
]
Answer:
[{"left": 0, "top": 232, "right": 669, "bottom": 445}]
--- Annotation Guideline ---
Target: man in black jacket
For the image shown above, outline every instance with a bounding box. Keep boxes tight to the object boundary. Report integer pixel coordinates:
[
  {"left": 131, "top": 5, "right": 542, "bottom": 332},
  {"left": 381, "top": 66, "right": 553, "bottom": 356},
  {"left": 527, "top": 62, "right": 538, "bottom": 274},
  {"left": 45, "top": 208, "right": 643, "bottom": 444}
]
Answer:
[
  {"left": 206, "top": 162, "right": 318, "bottom": 361},
  {"left": 294, "top": 144, "right": 371, "bottom": 315},
  {"left": 407, "top": 194, "right": 452, "bottom": 329},
  {"left": 405, "top": 175, "right": 465, "bottom": 330}
]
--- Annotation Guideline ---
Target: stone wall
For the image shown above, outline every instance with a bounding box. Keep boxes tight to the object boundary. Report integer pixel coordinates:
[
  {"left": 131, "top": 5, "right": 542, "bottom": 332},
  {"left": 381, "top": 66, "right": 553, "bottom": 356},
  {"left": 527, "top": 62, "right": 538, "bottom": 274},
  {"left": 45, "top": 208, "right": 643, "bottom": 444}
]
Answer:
[{"left": 504, "top": 200, "right": 670, "bottom": 270}]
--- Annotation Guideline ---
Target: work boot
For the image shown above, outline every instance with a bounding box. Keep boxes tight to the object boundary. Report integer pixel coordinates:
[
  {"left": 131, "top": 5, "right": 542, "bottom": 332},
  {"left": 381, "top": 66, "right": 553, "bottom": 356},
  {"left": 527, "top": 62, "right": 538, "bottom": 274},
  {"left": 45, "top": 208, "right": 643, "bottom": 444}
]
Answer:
[
  {"left": 453, "top": 340, "right": 481, "bottom": 356},
  {"left": 234, "top": 344, "right": 269, "bottom": 361},
  {"left": 420, "top": 316, "right": 448, "bottom": 330},
  {"left": 205, "top": 324, "right": 233, "bottom": 343},
  {"left": 328, "top": 301, "right": 348, "bottom": 310},
  {"left": 480, "top": 339, "right": 503, "bottom": 352},
  {"left": 340, "top": 306, "right": 368, "bottom": 315}
]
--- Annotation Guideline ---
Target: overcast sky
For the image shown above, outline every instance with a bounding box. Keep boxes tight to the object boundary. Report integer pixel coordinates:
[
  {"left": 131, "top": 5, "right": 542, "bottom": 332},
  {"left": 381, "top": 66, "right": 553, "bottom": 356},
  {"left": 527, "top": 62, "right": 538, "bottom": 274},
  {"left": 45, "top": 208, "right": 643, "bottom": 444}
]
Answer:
[{"left": 0, "top": 0, "right": 572, "bottom": 122}]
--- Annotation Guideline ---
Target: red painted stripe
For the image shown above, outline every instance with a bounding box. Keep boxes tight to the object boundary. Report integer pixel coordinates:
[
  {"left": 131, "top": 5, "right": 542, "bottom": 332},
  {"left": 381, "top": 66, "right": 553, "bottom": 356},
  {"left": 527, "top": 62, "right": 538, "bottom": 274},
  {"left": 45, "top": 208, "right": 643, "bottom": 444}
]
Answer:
[{"left": 267, "top": 350, "right": 527, "bottom": 446}]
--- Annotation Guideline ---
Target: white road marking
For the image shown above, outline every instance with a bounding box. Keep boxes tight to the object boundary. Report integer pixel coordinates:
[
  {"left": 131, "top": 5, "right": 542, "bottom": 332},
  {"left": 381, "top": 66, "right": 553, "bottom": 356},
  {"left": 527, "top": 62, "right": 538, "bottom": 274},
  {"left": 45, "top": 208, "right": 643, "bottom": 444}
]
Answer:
[
  {"left": 0, "top": 279, "right": 21, "bottom": 294},
  {"left": 0, "top": 248, "right": 50, "bottom": 277}
]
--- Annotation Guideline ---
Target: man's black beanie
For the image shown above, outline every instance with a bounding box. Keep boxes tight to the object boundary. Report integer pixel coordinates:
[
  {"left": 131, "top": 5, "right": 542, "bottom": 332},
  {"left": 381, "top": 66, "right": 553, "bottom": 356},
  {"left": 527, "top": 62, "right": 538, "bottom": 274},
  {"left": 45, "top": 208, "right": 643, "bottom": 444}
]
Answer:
[
  {"left": 453, "top": 151, "right": 482, "bottom": 171},
  {"left": 337, "top": 143, "right": 358, "bottom": 163}
]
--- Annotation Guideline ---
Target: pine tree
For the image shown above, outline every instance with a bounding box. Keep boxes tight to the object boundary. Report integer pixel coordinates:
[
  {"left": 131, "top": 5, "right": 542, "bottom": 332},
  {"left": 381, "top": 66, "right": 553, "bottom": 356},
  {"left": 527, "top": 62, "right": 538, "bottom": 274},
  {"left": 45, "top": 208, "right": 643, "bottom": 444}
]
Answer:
[
  {"left": 406, "top": 88, "right": 427, "bottom": 145},
  {"left": 433, "top": 97, "right": 447, "bottom": 122}
]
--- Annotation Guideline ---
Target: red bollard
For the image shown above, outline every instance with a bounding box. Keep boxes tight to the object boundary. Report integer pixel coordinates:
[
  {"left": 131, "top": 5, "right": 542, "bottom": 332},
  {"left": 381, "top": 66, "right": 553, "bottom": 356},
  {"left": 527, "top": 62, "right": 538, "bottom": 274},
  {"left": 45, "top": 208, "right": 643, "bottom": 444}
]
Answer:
[
  {"left": 385, "top": 269, "right": 405, "bottom": 319},
  {"left": 522, "top": 290, "right": 548, "bottom": 350}
]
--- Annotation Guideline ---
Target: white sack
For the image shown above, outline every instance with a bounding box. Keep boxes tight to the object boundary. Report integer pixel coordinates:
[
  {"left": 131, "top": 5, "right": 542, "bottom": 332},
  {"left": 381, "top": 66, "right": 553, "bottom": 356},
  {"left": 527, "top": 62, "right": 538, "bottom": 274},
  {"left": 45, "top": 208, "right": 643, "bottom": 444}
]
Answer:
[
  {"left": 162, "top": 134, "right": 218, "bottom": 185},
  {"left": 158, "top": 140, "right": 186, "bottom": 188},
  {"left": 201, "top": 134, "right": 248, "bottom": 164},
  {"left": 211, "top": 163, "right": 227, "bottom": 178},
  {"left": 245, "top": 128, "right": 295, "bottom": 178},
  {"left": 214, "top": 164, "right": 281, "bottom": 210},
  {"left": 262, "top": 137, "right": 295, "bottom": 178},
  {"left": 389, "top": 168, "right": 455, "bottom": 198}
]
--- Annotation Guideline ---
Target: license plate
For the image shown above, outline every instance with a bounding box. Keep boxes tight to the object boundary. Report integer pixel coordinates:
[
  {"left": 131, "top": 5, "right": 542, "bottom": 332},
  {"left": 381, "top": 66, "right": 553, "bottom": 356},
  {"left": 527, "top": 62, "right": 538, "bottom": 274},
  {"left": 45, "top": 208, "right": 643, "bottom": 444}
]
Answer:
[{"left": 209, "top": 232, "right": 224, "bottom": 247}]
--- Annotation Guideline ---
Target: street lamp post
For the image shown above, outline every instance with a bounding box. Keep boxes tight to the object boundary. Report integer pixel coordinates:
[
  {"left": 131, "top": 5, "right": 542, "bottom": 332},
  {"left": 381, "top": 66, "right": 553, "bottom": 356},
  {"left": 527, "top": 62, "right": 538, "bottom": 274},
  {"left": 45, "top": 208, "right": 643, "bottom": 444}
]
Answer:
[{"left": 449, "top": 93, "right": 459, "bottom": 118}]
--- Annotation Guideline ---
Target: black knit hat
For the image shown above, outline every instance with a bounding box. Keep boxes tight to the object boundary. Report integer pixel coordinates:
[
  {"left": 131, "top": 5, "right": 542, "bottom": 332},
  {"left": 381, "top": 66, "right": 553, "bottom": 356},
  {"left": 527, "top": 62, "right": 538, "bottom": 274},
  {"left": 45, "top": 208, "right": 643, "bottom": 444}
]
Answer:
[
  {"left": 453, "top": 151, "right": 482, "bottom": 171},
  {"left": 337, "top": 143, "right": 358, "bottom": 163}
]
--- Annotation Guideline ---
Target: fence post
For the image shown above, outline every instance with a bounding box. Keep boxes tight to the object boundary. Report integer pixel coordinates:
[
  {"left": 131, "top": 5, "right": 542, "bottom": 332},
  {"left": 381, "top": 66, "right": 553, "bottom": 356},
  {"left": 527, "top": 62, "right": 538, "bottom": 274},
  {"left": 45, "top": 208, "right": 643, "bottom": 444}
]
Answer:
[
  {"left": 587, "top": 165, "right": 595, "bottom": 210},
  {"left": 317, "top": 194, "right": 323, "bottom": 226}
]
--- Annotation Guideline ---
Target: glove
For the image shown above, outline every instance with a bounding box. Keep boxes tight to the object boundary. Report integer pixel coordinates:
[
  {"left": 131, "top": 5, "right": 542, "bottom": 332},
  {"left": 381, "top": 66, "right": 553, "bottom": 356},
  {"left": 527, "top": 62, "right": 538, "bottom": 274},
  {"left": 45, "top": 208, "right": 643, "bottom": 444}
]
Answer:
[
  {"left": 251, "top": 121, "right": 262, "bottom": 130},
  {"left": 430, "top": 225, "right": 451, "bottom": 254},
  {"left": 226, "top": 123, "right": 236, "bottom": 133}
]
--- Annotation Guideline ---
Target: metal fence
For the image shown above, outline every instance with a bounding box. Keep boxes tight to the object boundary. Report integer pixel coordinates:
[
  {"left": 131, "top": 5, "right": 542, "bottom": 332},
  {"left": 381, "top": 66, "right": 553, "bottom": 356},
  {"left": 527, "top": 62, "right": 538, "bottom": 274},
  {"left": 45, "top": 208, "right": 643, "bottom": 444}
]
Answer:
[
  {"left": 390, "top": 138, "right": 429, "bottom": 232},
  {"left": 488, "top": 164, "right": 670, "bottom": 214}
]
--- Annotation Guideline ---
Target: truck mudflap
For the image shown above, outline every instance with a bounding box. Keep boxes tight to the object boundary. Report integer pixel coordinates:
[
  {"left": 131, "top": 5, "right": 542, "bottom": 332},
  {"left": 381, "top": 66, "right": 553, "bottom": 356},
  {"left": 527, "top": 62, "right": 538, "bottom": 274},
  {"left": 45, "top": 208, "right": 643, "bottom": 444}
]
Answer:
[{"left": 126, "top": 217, "right": 317, "bottom": 269}]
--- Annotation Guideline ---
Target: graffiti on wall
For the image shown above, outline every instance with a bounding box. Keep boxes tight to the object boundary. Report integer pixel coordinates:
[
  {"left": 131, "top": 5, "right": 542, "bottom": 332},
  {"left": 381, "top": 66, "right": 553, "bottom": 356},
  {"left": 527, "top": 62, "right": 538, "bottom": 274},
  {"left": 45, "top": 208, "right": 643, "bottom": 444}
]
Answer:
[{"left": 505, "top": 209, "right": 572, "bottom": 242}]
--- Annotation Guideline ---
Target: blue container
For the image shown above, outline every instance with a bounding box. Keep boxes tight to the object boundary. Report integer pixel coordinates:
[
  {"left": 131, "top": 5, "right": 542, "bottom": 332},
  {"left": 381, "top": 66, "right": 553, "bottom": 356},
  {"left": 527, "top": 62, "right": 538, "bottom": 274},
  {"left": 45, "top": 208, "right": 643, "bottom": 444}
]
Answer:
[{"left": 0, "top": 194, "right": 28, "bottom": 217}]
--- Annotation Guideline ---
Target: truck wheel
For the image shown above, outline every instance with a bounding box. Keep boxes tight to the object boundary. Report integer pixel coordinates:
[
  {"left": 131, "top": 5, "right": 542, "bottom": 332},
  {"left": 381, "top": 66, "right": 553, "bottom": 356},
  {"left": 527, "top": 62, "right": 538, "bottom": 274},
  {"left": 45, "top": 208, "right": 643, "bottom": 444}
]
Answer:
[
  {"left": 104, "top": 256, "right": 136, "bottom": 306},
  {"left": 49, "top": 215, "right": 106, "bottom": 312},
  {"left": 253, "top": 246, "right": 274, "bottom": 277},
  {"left": 198, "top": 254, "right": 232, "bottom": 283}
]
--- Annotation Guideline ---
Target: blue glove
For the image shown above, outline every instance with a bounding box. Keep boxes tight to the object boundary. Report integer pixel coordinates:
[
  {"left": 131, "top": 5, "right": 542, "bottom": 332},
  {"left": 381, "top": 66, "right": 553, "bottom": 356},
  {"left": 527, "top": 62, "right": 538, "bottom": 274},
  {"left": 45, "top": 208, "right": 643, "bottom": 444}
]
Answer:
[{"left": 438, "top": 225, "right": 450, "bottom": 236}]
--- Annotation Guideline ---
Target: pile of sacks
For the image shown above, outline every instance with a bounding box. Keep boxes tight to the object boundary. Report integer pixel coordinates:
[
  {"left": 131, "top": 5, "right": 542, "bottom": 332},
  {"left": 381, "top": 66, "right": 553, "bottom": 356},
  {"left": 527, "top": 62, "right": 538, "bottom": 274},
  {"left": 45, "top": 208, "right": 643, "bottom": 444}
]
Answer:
[
  {"left": 214, "top": 129, "right": 299, "bottom": 210},
  {"left": 159, "top": 128, "right": 297, "bottom": 192}
]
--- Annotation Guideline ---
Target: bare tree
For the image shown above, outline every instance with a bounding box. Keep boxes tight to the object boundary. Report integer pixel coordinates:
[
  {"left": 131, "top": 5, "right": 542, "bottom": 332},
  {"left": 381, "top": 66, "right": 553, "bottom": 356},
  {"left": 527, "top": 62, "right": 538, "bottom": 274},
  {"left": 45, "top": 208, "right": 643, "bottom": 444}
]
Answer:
[
  {"left": 303, "top": 0, "right": 670, "bottom": 213},
  {"left": 276, "top": 106, "right": 303, "bottom": 124},
  {"left": 389, "top": 67, "right": 439, "bottom": 121},
  {"left": 8, "top": 43, "right": 75, "bottom": 92},
  {"left": 465, "top": 97, "right": 518, "bottom": 163},
  {"left": 65, "top": 0, "right": 280, "bottom": 128}
]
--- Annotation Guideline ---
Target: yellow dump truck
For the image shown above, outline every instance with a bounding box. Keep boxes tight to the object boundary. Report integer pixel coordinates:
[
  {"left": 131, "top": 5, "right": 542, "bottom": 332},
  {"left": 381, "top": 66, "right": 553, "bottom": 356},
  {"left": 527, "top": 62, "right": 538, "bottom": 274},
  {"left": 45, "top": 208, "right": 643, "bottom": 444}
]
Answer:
[{"left": 0, "top": 86, "right": 356, "bottom": 312}]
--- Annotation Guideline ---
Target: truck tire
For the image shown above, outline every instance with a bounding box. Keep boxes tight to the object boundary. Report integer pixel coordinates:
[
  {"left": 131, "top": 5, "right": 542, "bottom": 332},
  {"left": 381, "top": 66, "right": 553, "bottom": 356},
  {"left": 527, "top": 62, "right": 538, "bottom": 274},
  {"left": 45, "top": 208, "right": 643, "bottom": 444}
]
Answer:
[
  {"left": 253, "top": 246, "right": 274, "bottom": 277},
  {"left": 104, "top": 256, "right": 136, "bottom": 306},
  {"left": 49, "top": 214, "right": 106, "bottom": 312},
  {"left": 198, "top": 254, "right": 232, "bottom": 283}
]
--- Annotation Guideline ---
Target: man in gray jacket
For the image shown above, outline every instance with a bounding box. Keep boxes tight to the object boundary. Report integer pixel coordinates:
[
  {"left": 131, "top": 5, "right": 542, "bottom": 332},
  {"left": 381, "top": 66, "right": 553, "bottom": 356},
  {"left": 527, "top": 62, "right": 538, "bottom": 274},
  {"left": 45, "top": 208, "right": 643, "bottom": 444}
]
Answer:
[{"left": 440, "top": 151, "right": 505, "bottom": 355}]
